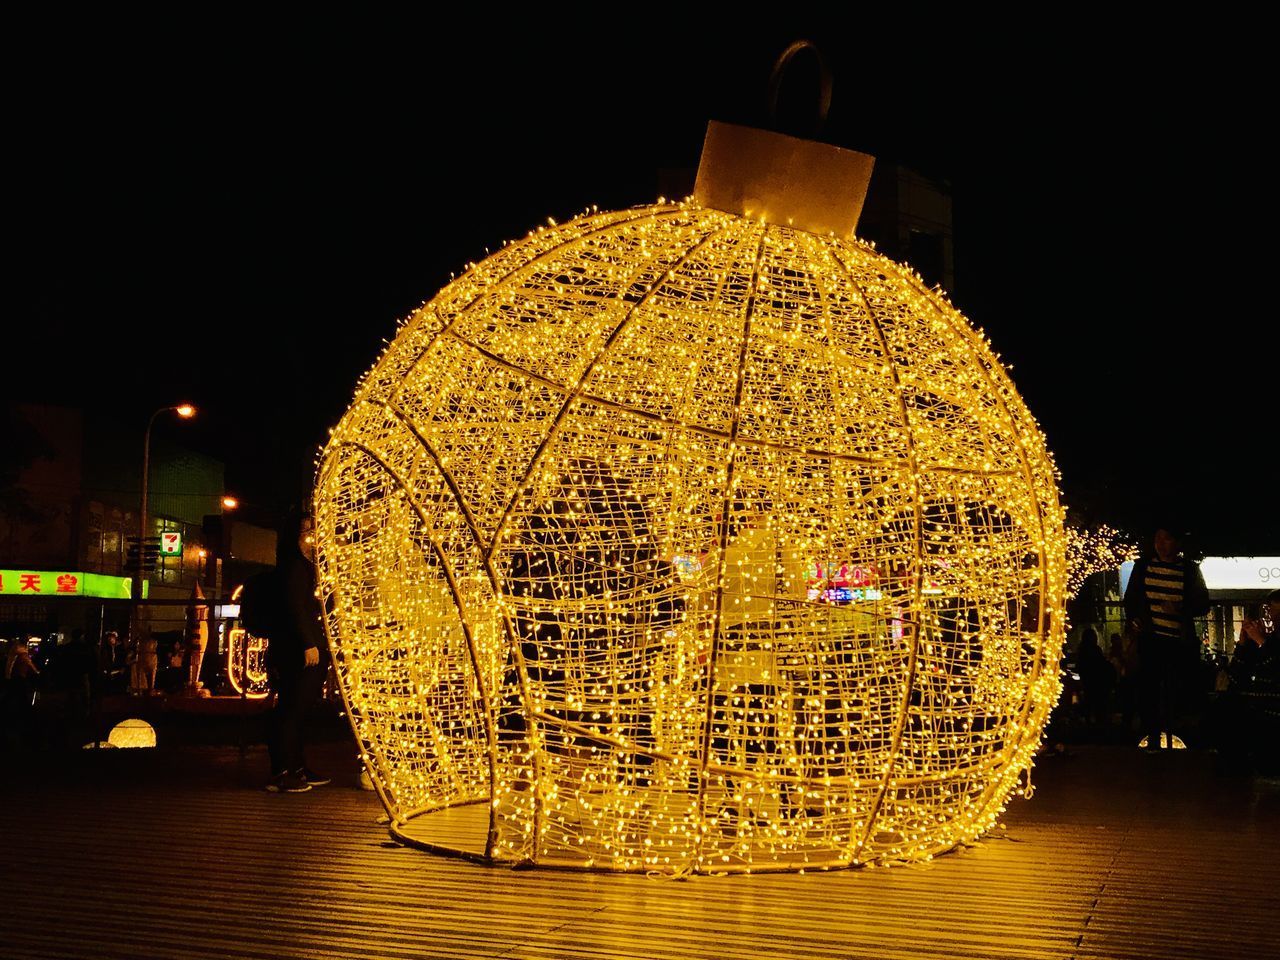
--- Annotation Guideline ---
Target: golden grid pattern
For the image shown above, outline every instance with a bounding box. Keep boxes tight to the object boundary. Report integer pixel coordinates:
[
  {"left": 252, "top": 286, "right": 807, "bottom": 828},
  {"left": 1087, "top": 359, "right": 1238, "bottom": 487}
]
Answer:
[{"left": 314, "top": 201, "right": 1067, "bottom": 874}]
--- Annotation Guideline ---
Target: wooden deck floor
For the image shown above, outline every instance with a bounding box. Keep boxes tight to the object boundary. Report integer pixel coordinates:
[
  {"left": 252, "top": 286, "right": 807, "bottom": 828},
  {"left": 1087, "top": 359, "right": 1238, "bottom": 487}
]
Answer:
[{"left": 2, "top": 744, "right": 1278, "bottom": 960}]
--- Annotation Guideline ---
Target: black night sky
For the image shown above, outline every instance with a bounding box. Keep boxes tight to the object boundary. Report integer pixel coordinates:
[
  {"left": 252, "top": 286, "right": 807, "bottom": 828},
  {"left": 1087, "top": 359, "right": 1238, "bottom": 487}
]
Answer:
[{"left": 10, "top": 16, "right": 1274, "bottom": 554}]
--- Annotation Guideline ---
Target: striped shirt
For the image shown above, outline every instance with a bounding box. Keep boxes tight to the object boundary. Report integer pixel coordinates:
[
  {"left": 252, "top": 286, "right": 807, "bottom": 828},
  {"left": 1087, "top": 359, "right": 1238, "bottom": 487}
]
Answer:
[{"left": 1145, "top": 560, "right": 1187, "bottom": 638}]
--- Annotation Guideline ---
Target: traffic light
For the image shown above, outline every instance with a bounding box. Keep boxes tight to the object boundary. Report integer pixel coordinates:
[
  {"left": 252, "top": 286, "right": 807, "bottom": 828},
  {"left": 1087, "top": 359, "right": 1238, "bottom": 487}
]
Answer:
[{"left": 125, "top": 535, "right": 162, "bottom": 573}]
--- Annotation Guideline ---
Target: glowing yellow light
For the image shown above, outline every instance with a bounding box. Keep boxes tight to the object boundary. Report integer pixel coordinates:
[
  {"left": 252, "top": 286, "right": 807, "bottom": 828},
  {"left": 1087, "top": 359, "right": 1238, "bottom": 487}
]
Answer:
[
  {"left": 314, "top": 137, "right": 1067, "bottom": 875},
  {"left": 1137, "top": 733, "right": 1186, "bottom": 750},
  {"left": 222, "top": 496, "right": 239, "bottom": 510},
  {"left": 227, "top": 628, "right": 271, "bottom": 698},
  {"left": 1066, "top": 524, "right": 1139, "bottom": 598},
  {"left": 175, "top": 404, "right": 196, "bottom": 419},
  {"left": 108, "top": 718, "right": 157, "bottom": 748}
]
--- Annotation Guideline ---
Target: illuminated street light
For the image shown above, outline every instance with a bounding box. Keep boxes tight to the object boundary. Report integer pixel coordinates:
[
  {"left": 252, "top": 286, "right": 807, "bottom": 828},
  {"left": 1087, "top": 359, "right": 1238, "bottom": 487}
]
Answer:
[{"left": 221, "top": 496, "right": 239, "bottom": 510}]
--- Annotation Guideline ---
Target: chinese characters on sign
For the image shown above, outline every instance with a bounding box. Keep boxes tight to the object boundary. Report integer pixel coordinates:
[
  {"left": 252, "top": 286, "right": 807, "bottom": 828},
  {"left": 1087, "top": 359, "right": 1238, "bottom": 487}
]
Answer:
[{"left": 0, "top": 570, "right": 136, "bottom": 600}]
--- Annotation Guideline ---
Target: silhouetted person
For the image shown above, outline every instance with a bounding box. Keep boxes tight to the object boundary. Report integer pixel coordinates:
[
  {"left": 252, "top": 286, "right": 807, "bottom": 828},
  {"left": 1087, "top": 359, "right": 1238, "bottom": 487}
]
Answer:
[
  {"left": 39, "top": 630, "right": 93, "bottom": 747},
  {"left": 62, "top": 629, "right": 95, "bottom": 735},
  {"left": 502, "top": 459, "right": 681, "bottom": 786},
  {"left": 2, "top": 639, "right": 40, "bottom": 750},
  {"left": 1108, "top": 626, "right": 1140, "bottom": 733},
  {"left": 244, "top": 510, "right": 331, "bottom": 793},
  {"left": 1232, "top": 591, "right": 1278, "bottom": 685},
  {"left": 98, "top": 631, "right": 126, "bottom": 695},
  {"left": 1124, "top": 526, "right": 1209, "bottom": 751},
  {"left": 163, "top": 636, "right": 186, "bottom": 693},
  {"left": 1076, "top": 627, "right": 1115, "bottom": 732},
  {"left": 1215, "top": 591, "right": 1280, "bottom": 774}
]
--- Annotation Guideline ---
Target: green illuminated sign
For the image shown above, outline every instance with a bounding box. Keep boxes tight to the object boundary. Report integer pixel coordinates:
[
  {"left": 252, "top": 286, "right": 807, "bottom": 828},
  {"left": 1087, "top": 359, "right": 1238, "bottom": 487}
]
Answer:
[{"left": 0, "top": 569, "right": 141, "bottom": 600}]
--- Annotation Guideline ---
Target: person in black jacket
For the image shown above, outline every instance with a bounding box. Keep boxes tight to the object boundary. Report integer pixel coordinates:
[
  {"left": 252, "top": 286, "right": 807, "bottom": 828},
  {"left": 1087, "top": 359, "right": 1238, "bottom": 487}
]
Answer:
[
  {"left": 257, "top": 510, "right": 331, "bottom": 793},
  {"left": 1123, "top": 526, "right": 1210, "bottom": 751},
  {"left": 1232, "top": 591, "right": 1279, "bottom": 684}
]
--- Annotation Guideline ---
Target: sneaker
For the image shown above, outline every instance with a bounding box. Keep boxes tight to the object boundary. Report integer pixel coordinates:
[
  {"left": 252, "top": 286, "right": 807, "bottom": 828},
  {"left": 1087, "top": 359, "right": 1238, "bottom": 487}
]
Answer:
[
  {"left": 296, "top": 767, "right": 331, "bottom": 787},
  {"left": 266, "top": 772, "right": 312, "bottom": 793}
]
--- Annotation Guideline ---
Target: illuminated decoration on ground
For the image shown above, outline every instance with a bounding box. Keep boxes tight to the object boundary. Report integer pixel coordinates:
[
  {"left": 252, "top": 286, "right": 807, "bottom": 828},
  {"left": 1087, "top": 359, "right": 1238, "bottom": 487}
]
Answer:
[
  {"left": 227, "top": 628, "right": 271, "bottom": 698},
  {"left": 108, "top": 718, "right": 157, "bottom": 749},
  {"left": 1138, "top": 733, "right": 1186, "bottom": 750},
  {"left": 314, "top": 122, "right": 1067, "bottom": 874},
  {"left": 1065, "top": 524, "right": 1139, "bottom": 599}
]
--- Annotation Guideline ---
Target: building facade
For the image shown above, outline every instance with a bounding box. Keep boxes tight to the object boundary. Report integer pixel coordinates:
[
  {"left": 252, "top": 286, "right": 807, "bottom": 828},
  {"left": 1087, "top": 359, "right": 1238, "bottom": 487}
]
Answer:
[{"left": 1, "top": 404, "right": 275, "bottom": 688}]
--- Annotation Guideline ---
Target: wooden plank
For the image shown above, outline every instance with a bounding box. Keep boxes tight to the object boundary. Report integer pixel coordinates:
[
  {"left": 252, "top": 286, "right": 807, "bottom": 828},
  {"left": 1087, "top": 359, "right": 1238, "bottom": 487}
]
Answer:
[{"left": 2, "top": 745, "right": 1277, "bottom": 960}]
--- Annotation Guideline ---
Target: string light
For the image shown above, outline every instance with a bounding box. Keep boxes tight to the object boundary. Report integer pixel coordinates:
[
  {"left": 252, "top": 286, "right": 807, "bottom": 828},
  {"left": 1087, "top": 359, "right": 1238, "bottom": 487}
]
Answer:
[
  {"left": 227, "top": 627, "right": 271, "bottom": 698},
  {"left": 314, "top": 155, "right": 1067, "bottom": 874},
  {"left": 1065, "top": 524, "right": 1138, "bottom": 599}
]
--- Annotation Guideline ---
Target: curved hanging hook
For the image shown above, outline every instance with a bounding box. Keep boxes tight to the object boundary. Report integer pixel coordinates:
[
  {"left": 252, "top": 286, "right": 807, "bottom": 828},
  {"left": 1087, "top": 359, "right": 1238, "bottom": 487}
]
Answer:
[{"left": 767, "top": 40, "right": 833, "bottom": 136}]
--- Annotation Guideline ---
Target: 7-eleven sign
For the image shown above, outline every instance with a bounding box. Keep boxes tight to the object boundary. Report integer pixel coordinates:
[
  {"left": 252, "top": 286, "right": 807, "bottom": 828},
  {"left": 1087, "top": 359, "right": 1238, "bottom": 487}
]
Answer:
[{"left": 160, "top": 532, "right": 182, "bottom": 556}]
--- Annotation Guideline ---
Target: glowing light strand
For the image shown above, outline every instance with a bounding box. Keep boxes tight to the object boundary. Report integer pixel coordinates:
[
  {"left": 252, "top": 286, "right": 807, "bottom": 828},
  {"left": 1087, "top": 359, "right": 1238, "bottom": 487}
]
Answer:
[{"left": 314, "top": 201, "right": 1068, "bottom": 874}]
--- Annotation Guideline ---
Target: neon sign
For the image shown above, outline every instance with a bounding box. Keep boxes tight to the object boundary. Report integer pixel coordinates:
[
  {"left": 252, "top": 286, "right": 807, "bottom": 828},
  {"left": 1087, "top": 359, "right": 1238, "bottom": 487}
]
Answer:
[
  {"left": 0, "top": 569, "right": 138, "bottom": 599},
  {"left": 227, "top": 628, "right": 270, "bottom": 698}
]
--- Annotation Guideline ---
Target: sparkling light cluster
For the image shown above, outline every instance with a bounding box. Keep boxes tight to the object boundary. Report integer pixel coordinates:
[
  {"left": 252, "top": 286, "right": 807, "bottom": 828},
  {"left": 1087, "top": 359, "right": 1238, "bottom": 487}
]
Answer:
[
  {"left": 1065, "top": 524, "right": 1138, "bottom": 599},
  {"left": 313, "top": 200, "right": 1067, "bottom": 874}
]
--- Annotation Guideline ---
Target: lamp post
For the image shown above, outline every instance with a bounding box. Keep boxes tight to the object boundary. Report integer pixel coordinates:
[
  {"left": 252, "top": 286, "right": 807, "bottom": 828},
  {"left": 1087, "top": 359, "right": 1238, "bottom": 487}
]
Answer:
[{"left": 135, "top": 404, "right": 196, "bottom": 601}]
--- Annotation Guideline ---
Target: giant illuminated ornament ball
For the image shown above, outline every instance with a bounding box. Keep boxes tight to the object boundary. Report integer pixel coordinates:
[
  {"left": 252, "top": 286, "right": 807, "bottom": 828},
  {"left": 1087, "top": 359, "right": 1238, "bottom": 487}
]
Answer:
[{"left": 314, "top": 120, "right": 1067, "bottom": 874}]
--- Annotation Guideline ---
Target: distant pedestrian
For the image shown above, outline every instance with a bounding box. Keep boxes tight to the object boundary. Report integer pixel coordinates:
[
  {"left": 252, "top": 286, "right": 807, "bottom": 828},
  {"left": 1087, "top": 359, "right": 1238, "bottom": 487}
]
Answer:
[
  {"left": 126, "top": 635, "right": 140, "bottom": 694},
  {"left": 163, "top": 636, "right": 186, "bottom": 693},
  {"left": 131, "top": 629, "right": 158, "bottom": 696},
  {"left": 1076, "top": 628, "right": 1115, "bottom": 731},
  {"left": 2, "top": 638, "right": 40, "bottom": 749},
  {"left": 1108, "top": 623, "right": 1141, "bottom": 733},
  {"left": 1124, "top": 526, "right": 1210, "bottom": 750},
  {"left": 63, "top": 630, "right": 94, "bottom": 715},
  {"left": 98, "top": 631, "right": 126, "bottom": 695},
  {"left": 57, "top": 629, "right": 96, "bottom": 746}
]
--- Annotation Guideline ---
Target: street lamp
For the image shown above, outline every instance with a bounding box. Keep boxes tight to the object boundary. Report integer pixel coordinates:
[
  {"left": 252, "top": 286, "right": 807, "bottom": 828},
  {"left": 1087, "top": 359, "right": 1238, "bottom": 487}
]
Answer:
[
  {"left": 221, "top": 496, "right": 239, "bottom": 510},
  {"left": 135, "top": 404, "right": 197, "bottom": 600}
]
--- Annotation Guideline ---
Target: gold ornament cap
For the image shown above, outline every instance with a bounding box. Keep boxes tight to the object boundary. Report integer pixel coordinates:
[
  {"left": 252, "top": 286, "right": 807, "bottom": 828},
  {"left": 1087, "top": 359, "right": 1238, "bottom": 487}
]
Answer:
[{"left": 693, "top": 120, "right": 874, "bottom": 238}]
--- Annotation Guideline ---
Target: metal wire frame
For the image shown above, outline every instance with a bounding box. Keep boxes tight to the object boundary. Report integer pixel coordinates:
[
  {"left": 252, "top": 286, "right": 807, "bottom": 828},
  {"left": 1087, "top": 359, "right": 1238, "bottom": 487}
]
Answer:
[{"left": 314, "top": 201, "right": 1067, "bottom": 874}]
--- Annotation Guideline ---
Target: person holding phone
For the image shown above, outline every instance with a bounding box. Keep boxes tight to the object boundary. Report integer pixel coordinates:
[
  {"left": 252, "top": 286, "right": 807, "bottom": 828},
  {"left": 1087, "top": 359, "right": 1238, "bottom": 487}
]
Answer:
[{"left": 1233, "top": 591, "right": 1279, "bottom": 683}]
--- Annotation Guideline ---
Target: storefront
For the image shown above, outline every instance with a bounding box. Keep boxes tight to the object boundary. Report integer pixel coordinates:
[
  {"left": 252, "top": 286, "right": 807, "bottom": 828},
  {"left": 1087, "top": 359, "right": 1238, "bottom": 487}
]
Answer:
[
  {"left": 0, "top": 567, "right": 245, "bottom": 694},
  {"left": 1187, "top": 557, "right": 1279, "bottom": 656},
  {"left": 0, "top": 567, "right": 139, "bottom": 650},
  {"left": 1075, "top": 556, "right": 1278, "bottom": 658}
]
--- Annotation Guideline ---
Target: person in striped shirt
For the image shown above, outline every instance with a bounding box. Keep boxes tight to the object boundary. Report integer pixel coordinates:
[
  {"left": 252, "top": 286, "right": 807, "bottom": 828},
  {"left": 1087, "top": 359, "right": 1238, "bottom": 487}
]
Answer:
[{"left": 1123, "top": 527, "right": 1210, "bottom": 751}]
